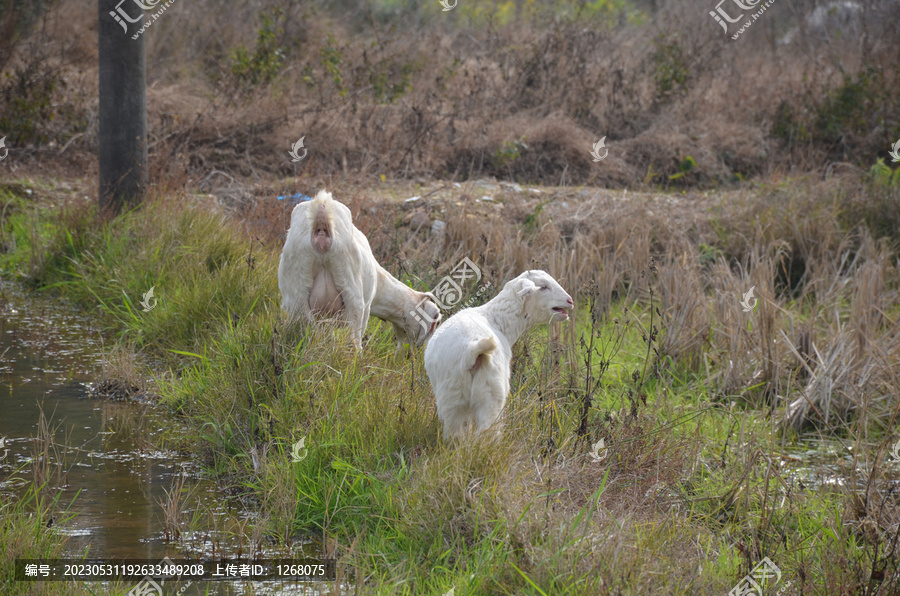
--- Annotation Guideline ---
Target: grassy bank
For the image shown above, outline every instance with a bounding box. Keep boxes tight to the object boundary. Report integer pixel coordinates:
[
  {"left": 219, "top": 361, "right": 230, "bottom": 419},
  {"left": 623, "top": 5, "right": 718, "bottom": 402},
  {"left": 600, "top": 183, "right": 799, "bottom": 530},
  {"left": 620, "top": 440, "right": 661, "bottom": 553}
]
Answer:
[{"left": 2, "top": 174, "right": 900, "bottom": 594}]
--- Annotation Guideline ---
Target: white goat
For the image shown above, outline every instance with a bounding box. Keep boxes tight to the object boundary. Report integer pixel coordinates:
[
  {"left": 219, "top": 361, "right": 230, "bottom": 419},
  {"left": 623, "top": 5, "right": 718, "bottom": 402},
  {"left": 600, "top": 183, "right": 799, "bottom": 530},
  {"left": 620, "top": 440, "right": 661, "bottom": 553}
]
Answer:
[
  {"left": 278, "top": 190, "right": 441, "bottom": 349},
  {"left": 424, "top": 270, "right": 573, "bottom": 439}
]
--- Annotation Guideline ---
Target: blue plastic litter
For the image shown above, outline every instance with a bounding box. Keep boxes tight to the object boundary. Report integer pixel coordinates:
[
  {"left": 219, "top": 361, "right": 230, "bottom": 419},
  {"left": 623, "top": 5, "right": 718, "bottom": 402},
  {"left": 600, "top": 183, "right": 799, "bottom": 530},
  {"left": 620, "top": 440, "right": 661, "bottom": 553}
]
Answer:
[{"left": 277, "top": 193, "right": 312, "bottom": 203}]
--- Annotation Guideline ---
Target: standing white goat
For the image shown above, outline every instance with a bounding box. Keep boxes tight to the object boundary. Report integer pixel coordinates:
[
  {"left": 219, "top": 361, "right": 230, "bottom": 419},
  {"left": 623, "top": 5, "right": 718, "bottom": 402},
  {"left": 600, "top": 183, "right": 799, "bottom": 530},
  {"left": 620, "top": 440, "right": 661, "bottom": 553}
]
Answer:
[
  {"left": 424, "top": 270, "right": 573, "bottom": 439},
  {"left": 278, "top": 190, "right": 441, "bottom": 349}
]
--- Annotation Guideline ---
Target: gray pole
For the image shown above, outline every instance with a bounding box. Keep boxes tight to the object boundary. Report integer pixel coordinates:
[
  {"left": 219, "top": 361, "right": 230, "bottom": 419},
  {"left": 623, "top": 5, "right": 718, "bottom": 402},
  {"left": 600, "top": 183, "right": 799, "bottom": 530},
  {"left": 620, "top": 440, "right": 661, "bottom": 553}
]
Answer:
[{"left": 98, "top": 0, "right": 147, "bottom": 215}]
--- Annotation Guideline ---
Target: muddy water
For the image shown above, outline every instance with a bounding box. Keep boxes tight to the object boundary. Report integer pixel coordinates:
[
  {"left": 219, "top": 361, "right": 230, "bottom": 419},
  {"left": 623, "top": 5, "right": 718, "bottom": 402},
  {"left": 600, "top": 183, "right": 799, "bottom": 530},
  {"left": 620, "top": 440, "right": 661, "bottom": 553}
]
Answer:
[{"left": 0, "top": 283, "right": 329, "bottom": 595}]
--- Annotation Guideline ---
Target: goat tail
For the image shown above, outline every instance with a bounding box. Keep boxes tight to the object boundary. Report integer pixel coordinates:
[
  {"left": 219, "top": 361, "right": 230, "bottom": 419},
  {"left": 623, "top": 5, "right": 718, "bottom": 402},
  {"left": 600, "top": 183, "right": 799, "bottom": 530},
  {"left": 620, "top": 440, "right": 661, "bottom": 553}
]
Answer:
[
  {"left": 467, "top": 336, "right": 497, "bottom": 371},
  {"left": 308, "top": 190, "right": 335, "bottom": 253}
]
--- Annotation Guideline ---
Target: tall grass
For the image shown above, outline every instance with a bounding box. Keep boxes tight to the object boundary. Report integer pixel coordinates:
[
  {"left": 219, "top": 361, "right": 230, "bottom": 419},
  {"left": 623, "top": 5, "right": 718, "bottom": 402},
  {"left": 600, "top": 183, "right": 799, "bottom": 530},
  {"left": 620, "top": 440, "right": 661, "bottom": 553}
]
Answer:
[
  {"left": 1, "top": 172, "right": 900, "bottom": 593},
  {"left": 0, "top": 406, "right": 134, "bottom": 595}
]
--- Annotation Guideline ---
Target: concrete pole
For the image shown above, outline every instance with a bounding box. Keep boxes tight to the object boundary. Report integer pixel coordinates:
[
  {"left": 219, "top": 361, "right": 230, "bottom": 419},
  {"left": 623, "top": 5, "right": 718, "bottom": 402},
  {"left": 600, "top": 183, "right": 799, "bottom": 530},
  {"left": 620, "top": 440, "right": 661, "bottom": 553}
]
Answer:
[{"left": 98, "top": 0, "right": 147, "bottom": 215}]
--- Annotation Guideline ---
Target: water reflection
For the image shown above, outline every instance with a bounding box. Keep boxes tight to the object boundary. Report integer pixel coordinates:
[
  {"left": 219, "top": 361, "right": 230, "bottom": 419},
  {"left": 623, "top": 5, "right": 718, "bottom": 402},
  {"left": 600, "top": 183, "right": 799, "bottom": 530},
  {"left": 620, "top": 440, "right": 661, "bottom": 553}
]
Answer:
[{"left": 0, "top": 283, "right": 331, "bottom": 594}]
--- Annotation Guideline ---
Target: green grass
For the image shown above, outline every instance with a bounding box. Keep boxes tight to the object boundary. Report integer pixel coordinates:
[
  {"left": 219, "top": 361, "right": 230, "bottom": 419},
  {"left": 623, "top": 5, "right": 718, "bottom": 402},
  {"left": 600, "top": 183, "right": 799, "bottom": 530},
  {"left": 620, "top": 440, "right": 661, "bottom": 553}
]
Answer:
[
  {"left": 0, "top": 475, "right": 140, "bottom": 595},
  {"left": 1, "top": 182, "right": 899, "bottom": 594}
]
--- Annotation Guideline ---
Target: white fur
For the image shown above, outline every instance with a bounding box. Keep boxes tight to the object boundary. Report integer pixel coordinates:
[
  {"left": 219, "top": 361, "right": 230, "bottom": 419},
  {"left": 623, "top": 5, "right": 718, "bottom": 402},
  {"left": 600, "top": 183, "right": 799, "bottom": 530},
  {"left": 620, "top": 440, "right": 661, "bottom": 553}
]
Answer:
[
  {"left": 423, "top": 270, "right": 573, "bottom": 439},
  {"left": 278, "top": 190, "right": 441, "bottom": 349}
]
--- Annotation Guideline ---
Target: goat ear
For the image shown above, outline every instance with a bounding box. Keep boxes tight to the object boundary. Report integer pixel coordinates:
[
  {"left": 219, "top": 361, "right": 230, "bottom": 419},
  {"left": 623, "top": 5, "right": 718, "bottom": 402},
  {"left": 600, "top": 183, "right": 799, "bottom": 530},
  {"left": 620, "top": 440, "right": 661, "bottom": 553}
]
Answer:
[{"left": 517, "top": 278, "right": 538, "bottom": 297}]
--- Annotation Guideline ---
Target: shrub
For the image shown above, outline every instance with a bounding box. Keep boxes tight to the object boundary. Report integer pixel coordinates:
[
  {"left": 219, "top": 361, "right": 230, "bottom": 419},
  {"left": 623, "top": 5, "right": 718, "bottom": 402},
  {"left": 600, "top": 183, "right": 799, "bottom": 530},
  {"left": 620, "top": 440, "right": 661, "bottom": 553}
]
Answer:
[
  {"left": 651, "top": 35, "right": 690, "bottom": 101},
  {"left": 229, "top": 9, "right": 286, "bottom": 90}
]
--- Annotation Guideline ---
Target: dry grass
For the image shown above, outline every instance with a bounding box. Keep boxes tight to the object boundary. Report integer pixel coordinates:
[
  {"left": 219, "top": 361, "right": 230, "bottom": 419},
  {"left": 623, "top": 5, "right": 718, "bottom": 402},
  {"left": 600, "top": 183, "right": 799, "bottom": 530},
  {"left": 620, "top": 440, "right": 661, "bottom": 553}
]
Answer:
[
  {"left": 1, "top": 1, "right": 900, "bottom": 591},
  {"left": 3, "top": 168, "right": 900, "bottom": 592},
  {"left": 234, "top": 172, "right": 900, "bottom": 435},
  {"left": 1, "top": 0, "right": 898, "bottom": 189}
]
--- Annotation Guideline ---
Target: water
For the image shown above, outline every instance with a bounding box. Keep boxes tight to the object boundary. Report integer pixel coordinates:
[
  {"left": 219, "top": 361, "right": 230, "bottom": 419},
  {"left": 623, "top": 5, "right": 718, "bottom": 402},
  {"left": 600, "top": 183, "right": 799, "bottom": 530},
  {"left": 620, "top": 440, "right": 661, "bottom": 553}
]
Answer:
[
  {"left": 780, "top": 441, "right": 900, "bottom": 492},
  {"left": 0, "top": 283, "right": 332, "bottom": 594}
]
